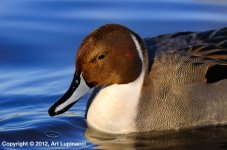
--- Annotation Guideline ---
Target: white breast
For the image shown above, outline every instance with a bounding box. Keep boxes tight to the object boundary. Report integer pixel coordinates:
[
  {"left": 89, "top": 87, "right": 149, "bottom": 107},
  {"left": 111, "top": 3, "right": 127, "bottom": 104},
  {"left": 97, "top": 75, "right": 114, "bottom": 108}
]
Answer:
[{"left": 87, "top": 69, "right": 144, "bottom": 134}]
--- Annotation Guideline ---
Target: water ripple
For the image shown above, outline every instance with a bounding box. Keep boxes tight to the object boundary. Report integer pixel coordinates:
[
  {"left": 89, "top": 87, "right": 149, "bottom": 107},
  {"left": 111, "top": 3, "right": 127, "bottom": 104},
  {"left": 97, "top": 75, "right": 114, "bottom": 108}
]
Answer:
[{"left": 45, "top": 131, "right": 61, "bottom": 138}]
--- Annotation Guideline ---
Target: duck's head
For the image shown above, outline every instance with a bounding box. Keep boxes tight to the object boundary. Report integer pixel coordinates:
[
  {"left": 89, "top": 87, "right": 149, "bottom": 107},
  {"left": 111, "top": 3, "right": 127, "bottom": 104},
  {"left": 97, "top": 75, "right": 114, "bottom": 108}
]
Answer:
[{"left": 48, "top": 24, "right": 146, "bottom": 116}]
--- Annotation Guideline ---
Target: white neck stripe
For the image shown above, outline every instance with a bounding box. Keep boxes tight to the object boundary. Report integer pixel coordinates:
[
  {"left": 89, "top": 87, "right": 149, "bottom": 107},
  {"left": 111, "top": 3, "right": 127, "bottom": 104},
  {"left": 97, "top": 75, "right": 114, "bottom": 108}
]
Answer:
[{"left": 131, "top": 34, "right": 143, "bottom": 64}]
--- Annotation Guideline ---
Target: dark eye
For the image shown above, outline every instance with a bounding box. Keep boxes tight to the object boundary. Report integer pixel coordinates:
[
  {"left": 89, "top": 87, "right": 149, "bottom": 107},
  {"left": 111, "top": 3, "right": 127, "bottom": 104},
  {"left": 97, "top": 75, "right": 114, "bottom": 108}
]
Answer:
[{"left": 97, "top": 54, "right": 105, "bottom": 60}]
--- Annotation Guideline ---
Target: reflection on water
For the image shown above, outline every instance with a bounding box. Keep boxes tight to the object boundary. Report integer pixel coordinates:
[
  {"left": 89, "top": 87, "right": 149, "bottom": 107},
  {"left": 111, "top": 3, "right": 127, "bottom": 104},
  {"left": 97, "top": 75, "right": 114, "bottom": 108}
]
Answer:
[
  {"left": 0, "top": 0, "right": 227, "bottom": 149},
  {"left": 86, "top": 126, "right": 227, "bottom": 149}
]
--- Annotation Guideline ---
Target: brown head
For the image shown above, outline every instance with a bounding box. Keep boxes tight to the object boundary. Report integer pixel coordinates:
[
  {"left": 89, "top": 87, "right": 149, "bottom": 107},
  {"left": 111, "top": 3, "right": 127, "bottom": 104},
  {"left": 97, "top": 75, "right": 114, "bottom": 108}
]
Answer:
[
  {"left": 48, "top": 24, "right": 146, "bottom": 116},
  {"left": 76, "top": 24, "right": 146, "bottom": 86}
]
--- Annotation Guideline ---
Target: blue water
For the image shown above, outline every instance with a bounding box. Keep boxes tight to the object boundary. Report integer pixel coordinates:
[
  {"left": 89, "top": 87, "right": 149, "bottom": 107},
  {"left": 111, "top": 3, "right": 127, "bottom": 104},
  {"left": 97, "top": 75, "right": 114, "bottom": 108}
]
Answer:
[{"left": 1, "top": 0, "right": 227, "bottom": 149}]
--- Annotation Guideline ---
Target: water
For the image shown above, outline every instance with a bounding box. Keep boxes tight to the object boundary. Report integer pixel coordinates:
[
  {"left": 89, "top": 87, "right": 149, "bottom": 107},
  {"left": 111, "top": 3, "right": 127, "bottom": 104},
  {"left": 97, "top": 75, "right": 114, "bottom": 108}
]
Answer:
[{"left": 0, "top": 0, "right": 227, "bottom": 149}]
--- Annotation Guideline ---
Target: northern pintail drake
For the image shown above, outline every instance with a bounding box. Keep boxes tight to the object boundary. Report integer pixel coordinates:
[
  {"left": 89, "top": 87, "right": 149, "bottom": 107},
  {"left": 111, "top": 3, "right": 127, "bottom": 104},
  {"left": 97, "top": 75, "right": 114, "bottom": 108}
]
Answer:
[{"left": 49, "top": 24, "right": 227, "bottom": 134}]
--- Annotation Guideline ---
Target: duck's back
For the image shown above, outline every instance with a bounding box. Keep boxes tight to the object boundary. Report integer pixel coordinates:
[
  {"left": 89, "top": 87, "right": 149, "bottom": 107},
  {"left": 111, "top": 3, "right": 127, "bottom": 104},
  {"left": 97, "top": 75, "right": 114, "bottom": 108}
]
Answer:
[
  {"left": 135, "top": 27, "right": 227, "bottom": 131},
  {"left": 145, "top": 27, "right": 227, "bottom": 58}
]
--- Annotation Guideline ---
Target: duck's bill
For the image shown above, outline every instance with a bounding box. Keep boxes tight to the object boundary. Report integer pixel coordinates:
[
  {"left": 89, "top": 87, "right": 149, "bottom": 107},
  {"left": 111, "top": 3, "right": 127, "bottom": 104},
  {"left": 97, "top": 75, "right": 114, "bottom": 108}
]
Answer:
[{"left": 48, "top": 74, "right": 90, "bottom": 116}]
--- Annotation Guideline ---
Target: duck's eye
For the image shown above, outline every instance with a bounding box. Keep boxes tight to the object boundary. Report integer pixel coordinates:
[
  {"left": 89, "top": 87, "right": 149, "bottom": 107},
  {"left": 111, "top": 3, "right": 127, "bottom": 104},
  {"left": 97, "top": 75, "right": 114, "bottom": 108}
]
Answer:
[{"left": 97, "top": 54, "right": 105, "bottom": 60}]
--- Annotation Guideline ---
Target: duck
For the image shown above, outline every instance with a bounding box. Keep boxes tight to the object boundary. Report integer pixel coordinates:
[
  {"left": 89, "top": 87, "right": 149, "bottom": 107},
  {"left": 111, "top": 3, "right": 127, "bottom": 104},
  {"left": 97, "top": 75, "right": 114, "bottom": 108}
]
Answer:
[{"left": 48, "top": 24, "right": 227, "bottom": 134}]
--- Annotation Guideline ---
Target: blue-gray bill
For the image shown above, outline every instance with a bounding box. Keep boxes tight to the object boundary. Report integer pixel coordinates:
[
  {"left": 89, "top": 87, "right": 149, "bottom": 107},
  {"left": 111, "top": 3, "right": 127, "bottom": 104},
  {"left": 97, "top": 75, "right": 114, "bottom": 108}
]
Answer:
[{"left": 48, "top": 74, "right": 90, "bottom": 116}]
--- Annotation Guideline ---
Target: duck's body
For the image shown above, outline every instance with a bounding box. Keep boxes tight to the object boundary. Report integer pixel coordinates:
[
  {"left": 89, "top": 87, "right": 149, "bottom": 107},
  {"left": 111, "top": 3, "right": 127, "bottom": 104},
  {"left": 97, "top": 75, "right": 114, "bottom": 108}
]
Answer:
[
  {"left": 137, "top": 42, "right": 227, "bottom": 132},
  {"left": 49, "top": 25, "right": 227, "bottom": 134}
]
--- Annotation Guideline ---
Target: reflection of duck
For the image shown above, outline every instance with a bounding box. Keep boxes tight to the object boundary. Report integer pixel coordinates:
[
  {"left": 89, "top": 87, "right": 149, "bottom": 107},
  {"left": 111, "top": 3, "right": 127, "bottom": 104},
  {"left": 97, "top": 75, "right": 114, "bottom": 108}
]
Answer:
[
  {"left": 49, "top": 24, "right": 227, "bottom": 134},
  {"left": 85, "top": 127, "right": 227, "bottom": 149}
]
